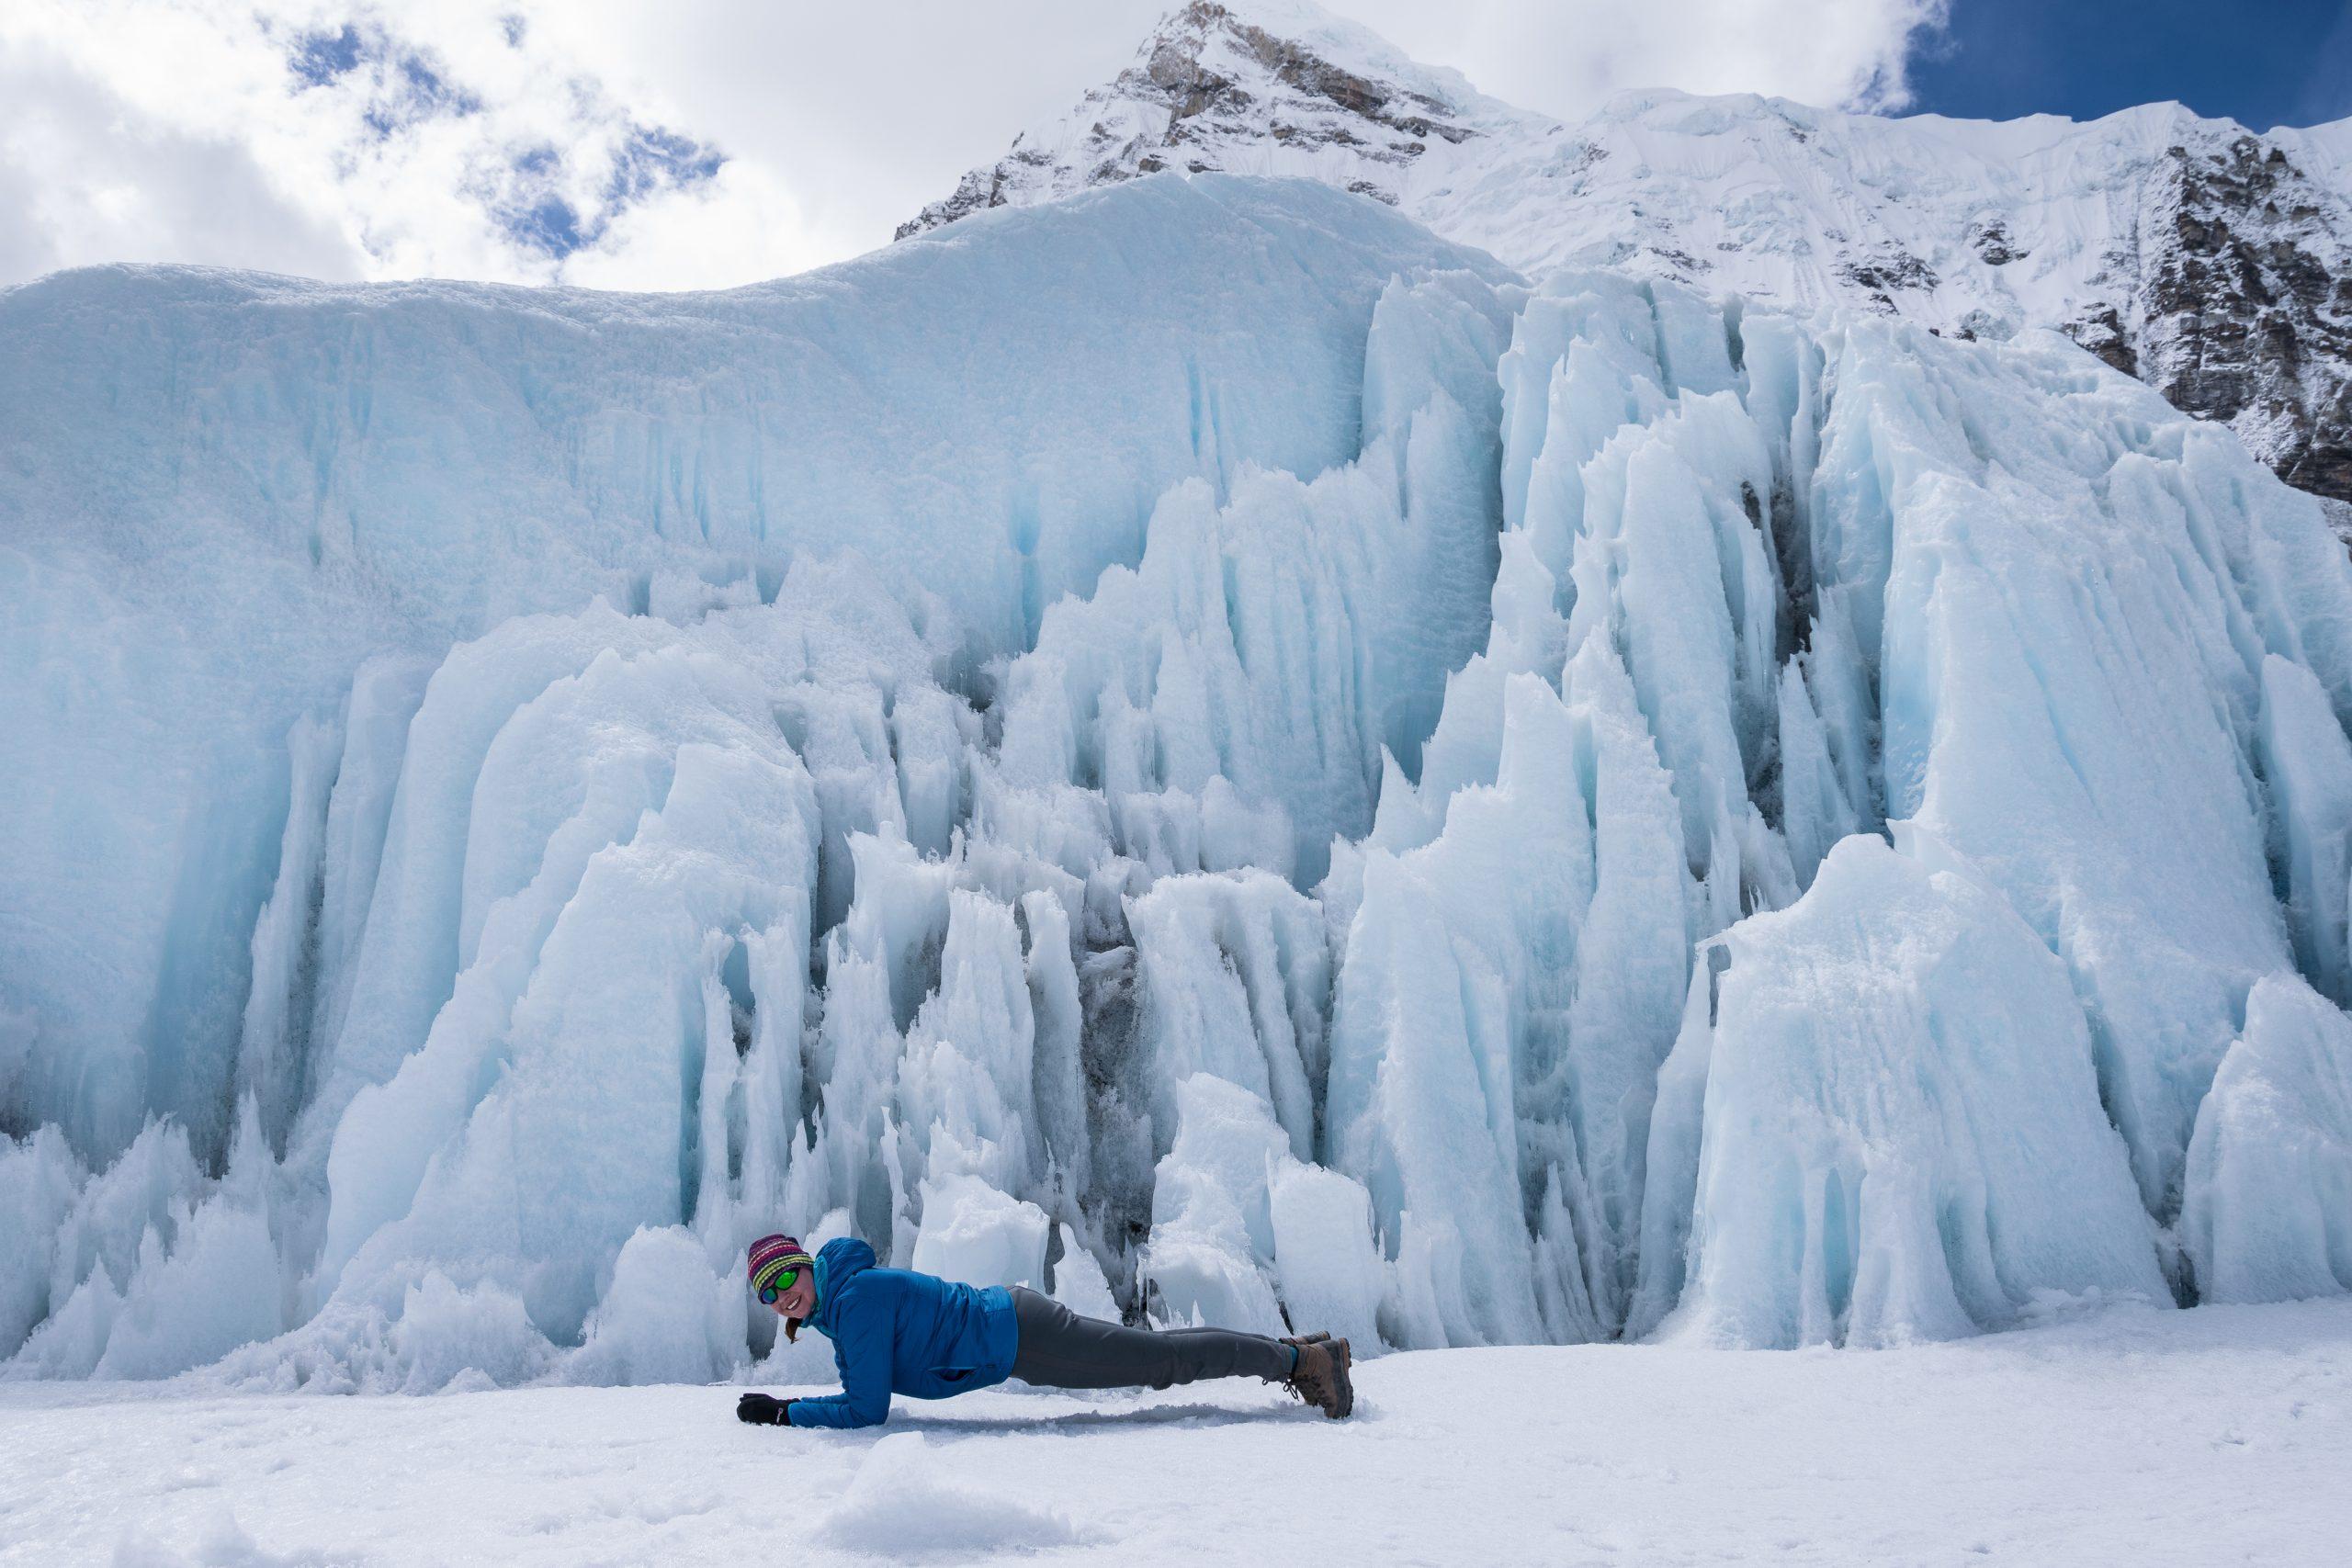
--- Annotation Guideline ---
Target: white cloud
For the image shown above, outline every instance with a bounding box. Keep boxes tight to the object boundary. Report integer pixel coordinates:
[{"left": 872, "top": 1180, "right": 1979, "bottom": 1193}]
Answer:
[
  {"left": 1346, "top": 0, "right": 1948, "bottom": 121},
  {"left": 0, "top": 0, "right": 1947, "bottom": 291},
  {"left": 557, "top": 160, "right": 828, "bottom": 291},
  {"left": 0, "top": 42, "right": 356, "bottom": 282}
]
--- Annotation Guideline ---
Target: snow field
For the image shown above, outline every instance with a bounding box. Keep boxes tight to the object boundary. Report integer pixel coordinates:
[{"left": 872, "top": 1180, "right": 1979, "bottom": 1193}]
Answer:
[
  {"left": 6, "top": 173, "right": 2352, "bottom": 1386},
  {"left": 6, "top": 1298, "right": 2348, "bottom": 1566}
]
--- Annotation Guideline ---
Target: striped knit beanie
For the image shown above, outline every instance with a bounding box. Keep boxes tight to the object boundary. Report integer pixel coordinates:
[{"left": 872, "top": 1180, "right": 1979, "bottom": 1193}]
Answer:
[{"left": 748, "top": 1234, "right": 813, "bottom": 1302}]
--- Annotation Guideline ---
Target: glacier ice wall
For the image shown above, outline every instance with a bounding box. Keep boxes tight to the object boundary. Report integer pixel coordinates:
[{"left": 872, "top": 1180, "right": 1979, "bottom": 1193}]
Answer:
[
  {"left": 2183, "top": 973, "right": 2352, "bottom": 1303},
  {"left": 0, "top": 174, "right": 1508, "bottom": 1171},
  {"left": 6, "top": 173, "right": 2352, "bottom": 1384},
  {"left": 1641, "top": 831, "right": 2167, "bottom": 1348}
]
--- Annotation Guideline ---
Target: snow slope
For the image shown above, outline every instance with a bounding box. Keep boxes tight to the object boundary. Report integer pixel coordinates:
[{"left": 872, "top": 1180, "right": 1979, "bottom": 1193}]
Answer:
[
  {"left": 7, "top": 164, "right": 2352, "bottom": 1388},
  {"left": 908, "top": 2, "right": 2352, "bottom": 503},
  {"left": 5, "top": 1298, "right": 2349, "bottom": 1566}
]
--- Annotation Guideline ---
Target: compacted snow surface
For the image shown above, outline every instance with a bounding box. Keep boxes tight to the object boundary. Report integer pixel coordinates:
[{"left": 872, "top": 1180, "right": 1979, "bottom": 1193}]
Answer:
[{"left": 4, "top": 1299, "right": 2348, "bottom": 1566}]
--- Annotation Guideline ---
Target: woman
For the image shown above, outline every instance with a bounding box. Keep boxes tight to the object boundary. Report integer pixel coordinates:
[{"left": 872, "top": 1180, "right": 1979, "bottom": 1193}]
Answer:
[{"left": 733, "top": 1233, "right": 1353, "bottom": 1428}]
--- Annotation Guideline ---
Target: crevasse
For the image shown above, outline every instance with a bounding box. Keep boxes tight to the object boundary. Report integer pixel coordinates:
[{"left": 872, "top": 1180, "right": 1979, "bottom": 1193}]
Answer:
[{"left": 5, "top": 175, "right": 2352, "bottom": 1386}]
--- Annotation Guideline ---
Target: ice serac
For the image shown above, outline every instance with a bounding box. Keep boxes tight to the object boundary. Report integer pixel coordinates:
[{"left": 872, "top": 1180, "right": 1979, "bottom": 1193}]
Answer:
[
  {"left": 1869, "top": 360, "right": 2351, "bottom": 1219},
  {"left": 1323, "top": 261, "right": 2352, "bottom": 1350},
  {"left": 2256, "top": 656, "right": 2352, "bottom": 1005},
  {"left": 1138, "top": 1073, "right": 1385, "bottom": 1342},
  {"left": 0, "top": 173, "right": 1511, "bottom": 1176},
  {"left": 12, "top": 167, "right": 2352, "bottom": 1384},
  {"left": 2183, "top": 975, "right": 2352, "bottom": 1304},
  {"left": 908, "top": 2, "right": 2352, "bottom": 506},
  {"left": 1646, "top": 834, "right": 2166, "bottom": 1348}
]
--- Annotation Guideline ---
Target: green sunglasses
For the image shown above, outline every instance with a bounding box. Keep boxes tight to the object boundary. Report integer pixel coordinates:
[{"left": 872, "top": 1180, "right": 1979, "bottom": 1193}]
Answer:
[{"left": 756, "top": 1266, "right": 800, "bottom": 1304}]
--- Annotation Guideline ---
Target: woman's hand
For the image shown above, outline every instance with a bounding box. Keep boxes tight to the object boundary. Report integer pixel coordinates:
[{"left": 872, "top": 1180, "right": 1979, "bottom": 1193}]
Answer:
[{"left": 736, "top": 1393, "right": 793, "bottom": 1426}]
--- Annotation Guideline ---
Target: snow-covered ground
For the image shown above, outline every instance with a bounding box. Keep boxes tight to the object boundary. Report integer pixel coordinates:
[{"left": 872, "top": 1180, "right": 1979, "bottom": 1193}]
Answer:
[{"left": 7, "top": 1298, "right": 2349, "bottom": 1567}]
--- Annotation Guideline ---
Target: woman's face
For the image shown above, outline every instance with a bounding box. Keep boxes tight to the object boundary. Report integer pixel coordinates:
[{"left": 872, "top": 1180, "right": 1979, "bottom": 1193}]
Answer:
[{"left": 772, "top": 1270, "right": 816, "bottom": 1319}]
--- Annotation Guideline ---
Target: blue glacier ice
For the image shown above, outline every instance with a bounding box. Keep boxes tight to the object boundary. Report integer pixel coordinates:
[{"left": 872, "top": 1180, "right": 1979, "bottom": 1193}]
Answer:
[{"left": 6, "top": 171, "right": 2352, "bottom": 1385}]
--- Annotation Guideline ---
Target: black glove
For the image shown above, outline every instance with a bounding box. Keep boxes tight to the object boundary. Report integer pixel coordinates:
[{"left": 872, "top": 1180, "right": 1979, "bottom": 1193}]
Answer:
[{"left": 737, "top": 1393, "right": 793, "bottom": 1427}]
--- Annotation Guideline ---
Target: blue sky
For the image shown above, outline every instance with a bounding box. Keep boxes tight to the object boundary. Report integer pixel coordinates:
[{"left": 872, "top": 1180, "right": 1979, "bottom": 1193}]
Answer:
[{"left": 1907, "top": 0, "right": 2352, "bottom": 129}]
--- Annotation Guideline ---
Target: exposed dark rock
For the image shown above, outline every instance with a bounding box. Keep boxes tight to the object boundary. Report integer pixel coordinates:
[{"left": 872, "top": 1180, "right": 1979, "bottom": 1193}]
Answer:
[
  {"left": 1838, "top": 253, "right": 1938, "bottom": 312},
  {"left": 2125, "top": 137, "right": 2352, "bottom": 501},
  {"left": 1971, "top": 217, "right": 2024, "bottom": 266},
  {"left": 2065, "top": 307, "right": 2141, "bottom": 378}
]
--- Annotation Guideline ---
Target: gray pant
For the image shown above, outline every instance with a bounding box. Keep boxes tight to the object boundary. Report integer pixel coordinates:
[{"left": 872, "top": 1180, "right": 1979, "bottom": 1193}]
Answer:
[{"left": 1008, "top": 1287, "right": 1293, "bottom": 1390}]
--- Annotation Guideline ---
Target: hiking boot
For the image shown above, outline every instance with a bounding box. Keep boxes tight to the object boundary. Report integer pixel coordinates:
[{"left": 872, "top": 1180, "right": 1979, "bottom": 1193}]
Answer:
[
  {"left": 1286, "top": 1335, "right": 1352, "bottom": 1419},
  {"left": 1281, "top": 1330, "right": 1330, "bottom": 1348}
]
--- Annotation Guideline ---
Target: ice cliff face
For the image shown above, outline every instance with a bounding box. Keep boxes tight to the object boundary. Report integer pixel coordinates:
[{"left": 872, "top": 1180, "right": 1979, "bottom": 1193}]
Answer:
[
  {"left": 905, "top": 2, "right": 2352, "bottom": 507},
  {"left": 6, "top": 167, "right": 2352, "bottom": 1387}
]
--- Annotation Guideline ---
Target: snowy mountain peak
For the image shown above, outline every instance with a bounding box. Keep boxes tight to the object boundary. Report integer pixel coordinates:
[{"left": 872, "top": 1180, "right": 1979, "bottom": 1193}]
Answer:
[
  {"left": 904, "top": 7, "right": 2352, "bottom": 507},
  {"left": 894, "top": 1, "right": 1542, "bottom": 240}
]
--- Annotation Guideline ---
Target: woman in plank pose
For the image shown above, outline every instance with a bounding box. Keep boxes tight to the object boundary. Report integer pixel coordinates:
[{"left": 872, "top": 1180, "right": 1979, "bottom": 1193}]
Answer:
[{"left": 733, "top": 1233, "right": 1353, "bottom": 1429}]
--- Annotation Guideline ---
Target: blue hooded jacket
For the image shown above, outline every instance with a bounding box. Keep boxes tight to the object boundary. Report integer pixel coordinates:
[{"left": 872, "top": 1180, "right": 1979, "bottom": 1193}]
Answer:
[{"left": 785, "top": 1236, "right": 1020, "bottom": 1428}]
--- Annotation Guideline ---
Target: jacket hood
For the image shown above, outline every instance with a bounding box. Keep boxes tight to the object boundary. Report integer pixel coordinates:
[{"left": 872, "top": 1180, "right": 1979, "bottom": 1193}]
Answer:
[{"left": 808, "top": 1235, "right": 877, "bottom": 1337}]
